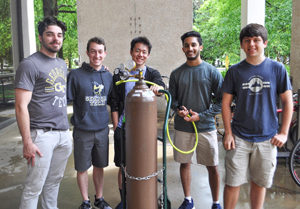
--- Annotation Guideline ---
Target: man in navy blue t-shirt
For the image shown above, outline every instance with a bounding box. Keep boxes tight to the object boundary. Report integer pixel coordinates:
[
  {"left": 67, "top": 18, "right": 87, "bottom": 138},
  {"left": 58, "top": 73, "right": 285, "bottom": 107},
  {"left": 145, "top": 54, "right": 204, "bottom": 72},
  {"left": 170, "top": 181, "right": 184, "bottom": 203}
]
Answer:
[{"left": 222, "top": 23, "right": 293, "bottom": 209}]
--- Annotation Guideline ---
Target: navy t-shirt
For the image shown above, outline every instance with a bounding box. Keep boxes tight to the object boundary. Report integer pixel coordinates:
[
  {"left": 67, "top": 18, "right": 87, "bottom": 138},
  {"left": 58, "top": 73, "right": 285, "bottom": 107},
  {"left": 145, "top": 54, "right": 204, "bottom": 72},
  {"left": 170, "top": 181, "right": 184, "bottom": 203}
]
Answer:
[{"left": 222, "top": 58, "right": 292, "bottom": 142}]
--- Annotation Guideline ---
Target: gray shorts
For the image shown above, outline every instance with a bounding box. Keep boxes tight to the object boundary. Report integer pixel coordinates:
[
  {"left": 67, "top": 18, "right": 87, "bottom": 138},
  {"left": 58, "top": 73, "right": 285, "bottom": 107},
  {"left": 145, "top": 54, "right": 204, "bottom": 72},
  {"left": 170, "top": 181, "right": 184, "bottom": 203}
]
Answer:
[
  {"left": 225, "top": 135, "right": 277, "bottom": 188},
  {"left": 73, "top": 127, "right": 109, "bottom": 171},
  {"left": 173, "top": 130, "right": 219, "bottom": 166}
]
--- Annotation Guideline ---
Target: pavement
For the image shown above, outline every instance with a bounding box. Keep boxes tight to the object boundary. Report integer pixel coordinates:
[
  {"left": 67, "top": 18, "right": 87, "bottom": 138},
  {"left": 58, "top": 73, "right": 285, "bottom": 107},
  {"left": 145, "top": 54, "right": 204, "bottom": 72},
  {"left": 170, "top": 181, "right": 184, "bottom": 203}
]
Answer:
[{"left": 0, "top": 105, "right": 300, "bottom": 209}]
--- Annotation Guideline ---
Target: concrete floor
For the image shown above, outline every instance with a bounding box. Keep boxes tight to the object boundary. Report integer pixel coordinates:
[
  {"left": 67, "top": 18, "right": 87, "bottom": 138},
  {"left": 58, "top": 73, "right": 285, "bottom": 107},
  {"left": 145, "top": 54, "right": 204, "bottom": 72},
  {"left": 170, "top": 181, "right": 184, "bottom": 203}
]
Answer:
[{"left": 0, "top": 107, "right": 300, "bottom": 209}]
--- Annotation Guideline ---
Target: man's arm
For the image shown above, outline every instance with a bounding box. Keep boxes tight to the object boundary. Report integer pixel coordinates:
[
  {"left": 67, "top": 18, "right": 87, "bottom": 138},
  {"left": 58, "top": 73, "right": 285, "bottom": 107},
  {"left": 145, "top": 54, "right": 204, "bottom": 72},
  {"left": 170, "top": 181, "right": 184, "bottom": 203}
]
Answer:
[
  {"left": 111, "top": 111, "right": 119, "bottom": 131},
  {"left": 197, "top": 70, "right": 223, "bottom": 121},
  {"left": 148, "top": 68, "right": 165, "bottom": 88},
  {"left": 147, "top": 68, "right": 165, "bottom": 96},
  {"left": 222, "top": 92, "right": 235, "bottom": 150},
  {"left": 15, "top": 88, "right": 42, "bottom": 166},
  {"left": 271, "top": 90, "right": 293, "bottom": 147},
  {"left": 110, "top": 73, "right": 121, "bottom": 131}
]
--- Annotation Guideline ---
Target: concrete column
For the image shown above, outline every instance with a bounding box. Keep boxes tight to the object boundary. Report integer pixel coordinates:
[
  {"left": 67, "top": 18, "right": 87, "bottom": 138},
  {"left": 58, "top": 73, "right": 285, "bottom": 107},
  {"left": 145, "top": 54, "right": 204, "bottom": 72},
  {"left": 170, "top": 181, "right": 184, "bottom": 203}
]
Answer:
[
  {"left": 21, "top": 0, "right": 36, "bottom": 58},
  {"left": 240, "top": 0, "right": 265, "bottom": 59},
  {"left": 77, "top": 0, "right": 192, "bottom": 78},
  {"left": 290, "top": 0, "right": 300, "bottom": 91},
  {"left": 10, "top": 0, "right": 36, "bottom": 71},
  {"left": 77, "top": 0, "right": 192, "bottom": 111}
]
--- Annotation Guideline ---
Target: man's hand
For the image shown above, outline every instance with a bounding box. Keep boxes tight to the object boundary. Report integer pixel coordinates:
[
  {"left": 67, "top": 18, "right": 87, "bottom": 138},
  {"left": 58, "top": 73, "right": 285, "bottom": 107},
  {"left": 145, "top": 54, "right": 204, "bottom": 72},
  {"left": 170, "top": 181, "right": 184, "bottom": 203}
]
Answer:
[
  {"left": 184, "top": 109, "right": 200, "bottom": 122},
  {"left": 177, "top": 106, "right": 189, "bottom": 118},
  {"left": 150, "top": 85, "right": 164, "bottom": 96},
  {"left": 23, "top": 141, "right": 43, "bottom": 166},
  {"left": 270, "top": 133, "right": 288, "bottom": 148},
  {"left": 223, "top": 134, "right": 235, "bottom": 150}
]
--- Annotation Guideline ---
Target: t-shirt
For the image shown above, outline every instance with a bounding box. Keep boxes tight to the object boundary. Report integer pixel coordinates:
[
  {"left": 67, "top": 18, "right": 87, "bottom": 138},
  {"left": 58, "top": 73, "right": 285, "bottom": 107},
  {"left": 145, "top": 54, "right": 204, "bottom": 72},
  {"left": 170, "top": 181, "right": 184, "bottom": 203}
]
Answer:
[
  {"left": 222, "top": 58, "right": 292, "bottom": 142},
  {"left": 169, "top": 61, "right": 223, "bottom": 133},
  {"left": 15, "top": 51, "right": 69, "bottom": 130}
]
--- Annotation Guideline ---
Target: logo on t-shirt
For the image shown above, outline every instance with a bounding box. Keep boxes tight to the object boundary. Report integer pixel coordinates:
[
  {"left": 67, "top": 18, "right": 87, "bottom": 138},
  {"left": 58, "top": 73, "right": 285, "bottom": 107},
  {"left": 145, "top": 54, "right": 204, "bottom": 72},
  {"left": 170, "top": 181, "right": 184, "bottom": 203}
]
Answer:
[
  {"left": 85, "top": 81, "right": 106, "bottom": 106},
  {"left": 242, "top": 75, "right": 270, "bottom": 94},
  {"left": 45, "top": 67, "right": 67, "bottom": 107},
  {"left": 93, "top": 82, "right": 104, "bottom": 96}
]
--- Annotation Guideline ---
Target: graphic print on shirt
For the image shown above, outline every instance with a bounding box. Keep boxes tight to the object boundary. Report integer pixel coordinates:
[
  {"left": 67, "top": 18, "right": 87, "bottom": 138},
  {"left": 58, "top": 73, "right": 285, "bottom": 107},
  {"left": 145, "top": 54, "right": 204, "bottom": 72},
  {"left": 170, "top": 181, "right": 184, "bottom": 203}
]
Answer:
[
  {"left": 85, "top": 81, "right": 106, "bottom": 106},
  {"left": 45, "top": 67, "right": 67, "bottom": 107},
  {"left": 242, "top": 75, "right": 270, "bottom": 95}
]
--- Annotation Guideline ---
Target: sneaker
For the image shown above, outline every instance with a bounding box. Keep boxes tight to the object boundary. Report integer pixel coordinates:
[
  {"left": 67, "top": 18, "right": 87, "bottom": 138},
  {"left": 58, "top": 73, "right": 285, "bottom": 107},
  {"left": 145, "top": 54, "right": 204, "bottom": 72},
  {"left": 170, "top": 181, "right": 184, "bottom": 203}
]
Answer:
[
  {"left": 115, "top": 201, "right": 123, "bottom": 209},
  {"left": 94, "top": 196, "right": 112, "bottom": 209},
  {"left": 178, "top": 198, "right": 195, "bottom": 209},
  {"left": 79, "top": 200, "right": 92, "bottom": 209},
  {"left": 212, "top": 203, "right": 222, "bottom": 209}
]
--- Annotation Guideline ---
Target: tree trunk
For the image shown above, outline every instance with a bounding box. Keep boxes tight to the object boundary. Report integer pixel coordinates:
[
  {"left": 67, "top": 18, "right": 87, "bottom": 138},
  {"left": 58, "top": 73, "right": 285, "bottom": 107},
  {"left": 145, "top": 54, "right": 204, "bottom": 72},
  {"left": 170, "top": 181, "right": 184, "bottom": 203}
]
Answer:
[{"left": 43, "top": 0, "right": 58, "bottom": 17}]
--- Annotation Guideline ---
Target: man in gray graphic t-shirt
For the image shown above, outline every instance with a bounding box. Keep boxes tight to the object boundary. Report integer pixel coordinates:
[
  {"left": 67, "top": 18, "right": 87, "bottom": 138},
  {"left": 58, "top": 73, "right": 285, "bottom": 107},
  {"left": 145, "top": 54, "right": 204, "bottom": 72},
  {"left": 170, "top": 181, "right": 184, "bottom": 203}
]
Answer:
[{"left": 15, "top": 17, "right": 72, "bottom": 209}]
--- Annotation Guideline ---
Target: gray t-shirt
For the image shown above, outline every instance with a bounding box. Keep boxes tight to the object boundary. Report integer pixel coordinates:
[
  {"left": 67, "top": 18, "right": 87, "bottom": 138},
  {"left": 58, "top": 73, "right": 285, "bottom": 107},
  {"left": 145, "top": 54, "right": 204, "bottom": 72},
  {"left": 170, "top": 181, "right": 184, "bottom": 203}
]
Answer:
[
  {"left": 15, "top": 51, "right": 69, "bottom": 130},
  {"left": 169, "top": 61, "right": 223, "bottom": 133}
]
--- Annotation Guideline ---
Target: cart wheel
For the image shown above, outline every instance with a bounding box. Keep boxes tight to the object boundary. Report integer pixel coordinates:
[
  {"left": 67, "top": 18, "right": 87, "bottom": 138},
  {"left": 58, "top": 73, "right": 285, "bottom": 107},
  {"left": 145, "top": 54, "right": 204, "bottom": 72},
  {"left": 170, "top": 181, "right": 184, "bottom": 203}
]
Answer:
[{"left": 158, "top": 194, "right": 171, "bottom": 209}]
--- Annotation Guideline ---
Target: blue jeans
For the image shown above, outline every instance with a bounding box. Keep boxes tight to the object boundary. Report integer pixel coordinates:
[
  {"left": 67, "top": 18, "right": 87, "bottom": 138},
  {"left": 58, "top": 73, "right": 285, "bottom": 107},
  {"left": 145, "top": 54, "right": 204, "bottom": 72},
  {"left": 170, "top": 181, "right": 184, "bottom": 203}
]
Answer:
[{"left": 19, "top": 129, "right": 72, "bottom": 209}]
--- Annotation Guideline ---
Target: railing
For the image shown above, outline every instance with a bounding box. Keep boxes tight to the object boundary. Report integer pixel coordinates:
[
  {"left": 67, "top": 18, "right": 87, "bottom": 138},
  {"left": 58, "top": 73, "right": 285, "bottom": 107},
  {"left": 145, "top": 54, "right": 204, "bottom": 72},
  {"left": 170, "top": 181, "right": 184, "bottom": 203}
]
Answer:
[{"left": 0, "top": 67, "right": 15, "bottom": 104}]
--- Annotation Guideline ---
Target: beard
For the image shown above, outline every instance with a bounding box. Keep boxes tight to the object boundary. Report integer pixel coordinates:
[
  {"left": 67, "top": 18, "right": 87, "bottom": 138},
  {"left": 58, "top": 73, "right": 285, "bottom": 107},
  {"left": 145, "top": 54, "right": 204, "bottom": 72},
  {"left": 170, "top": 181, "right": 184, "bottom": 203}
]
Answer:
[
  {"left": 186, "top": 50, "right": 200, "bottom": 61},
  {"left": 40, "top": 39, "right": 62, "bottom": 53}
]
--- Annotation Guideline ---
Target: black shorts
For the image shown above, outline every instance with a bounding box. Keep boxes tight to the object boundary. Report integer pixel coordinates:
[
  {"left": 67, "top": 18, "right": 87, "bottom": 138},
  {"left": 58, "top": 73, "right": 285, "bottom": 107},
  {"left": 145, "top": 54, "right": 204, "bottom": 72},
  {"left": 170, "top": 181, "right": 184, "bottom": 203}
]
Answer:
[
  {"left": 114, "top": 126, "right": 126, "bottom": 167},
  {"left": 73, "top": 127, "right": 109, "bottom": 171}
]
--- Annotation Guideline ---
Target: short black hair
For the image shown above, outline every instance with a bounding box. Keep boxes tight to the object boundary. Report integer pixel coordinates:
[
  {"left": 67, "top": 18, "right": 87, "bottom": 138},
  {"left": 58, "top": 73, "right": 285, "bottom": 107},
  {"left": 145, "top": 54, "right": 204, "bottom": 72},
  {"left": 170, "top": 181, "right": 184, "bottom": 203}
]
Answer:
[
  {"left": 130, "top": 36, "right": 152, "bottom": 54},
  {"left": 239, "top": 23, "right": 268, "bottom": 43},
  {"left": 38, "top": 16, "right": 67, "bottom": 36},
  {"left": 181, "top": 31, "right": 202, "bottom": 46},
  {"left": 86, "top": 37, "right": 106, "bottom": 52}
]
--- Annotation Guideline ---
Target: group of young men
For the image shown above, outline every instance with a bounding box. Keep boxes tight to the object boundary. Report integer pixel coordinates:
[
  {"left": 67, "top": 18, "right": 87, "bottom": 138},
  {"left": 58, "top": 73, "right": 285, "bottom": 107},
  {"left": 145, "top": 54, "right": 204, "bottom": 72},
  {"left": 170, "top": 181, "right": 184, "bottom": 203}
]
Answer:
[{"left": 15, "top": 16, "right": 293, "bottom": 209}]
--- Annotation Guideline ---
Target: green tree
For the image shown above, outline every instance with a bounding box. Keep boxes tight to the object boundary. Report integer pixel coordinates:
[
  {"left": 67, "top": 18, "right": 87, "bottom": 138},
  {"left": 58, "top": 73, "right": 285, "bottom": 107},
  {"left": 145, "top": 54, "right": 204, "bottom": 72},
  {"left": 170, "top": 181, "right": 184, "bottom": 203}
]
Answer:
[
  {"left": 0, "top": 0, "right": 12, "bottom": 69},
  {"left": 193, "top": 0, "right": 203, "bottom": 22},
  {"left": 193, "top": 0, "right": 241, "bottom": 66},
  {"left": 265, "top": 0, "right": 292, "bottom": 66},
  {"left": 34, "top": 0, "right": 78, "bottom": 68},
  {"left": 193, "top": 0, "right": 292, "bottom": 68}
]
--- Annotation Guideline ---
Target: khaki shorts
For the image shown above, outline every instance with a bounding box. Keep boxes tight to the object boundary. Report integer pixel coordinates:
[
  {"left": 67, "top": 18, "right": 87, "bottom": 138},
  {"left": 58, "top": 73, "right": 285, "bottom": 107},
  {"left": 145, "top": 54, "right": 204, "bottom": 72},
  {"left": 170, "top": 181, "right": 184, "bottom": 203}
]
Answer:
[
  {"left": 173, "top": 130, "right": 219, "bottom": 166},
  {"left": 225, "top": 135, "right": 277, "bottom": 188}
]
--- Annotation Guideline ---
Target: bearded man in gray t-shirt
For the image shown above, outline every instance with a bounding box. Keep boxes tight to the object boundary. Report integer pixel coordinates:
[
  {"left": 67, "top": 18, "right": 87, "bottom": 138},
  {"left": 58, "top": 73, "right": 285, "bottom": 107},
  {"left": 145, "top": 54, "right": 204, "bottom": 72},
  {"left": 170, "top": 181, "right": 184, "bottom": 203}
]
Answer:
[{"left": 15, "top": 17, "right": 72, "bottom": 209}]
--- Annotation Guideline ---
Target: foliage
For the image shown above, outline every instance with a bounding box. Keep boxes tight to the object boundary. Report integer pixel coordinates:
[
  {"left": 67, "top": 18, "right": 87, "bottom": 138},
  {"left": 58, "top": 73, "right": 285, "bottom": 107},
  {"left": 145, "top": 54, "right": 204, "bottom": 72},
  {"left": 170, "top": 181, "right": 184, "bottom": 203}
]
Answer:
[
  {"left": 0, "top": 0, "right": 293, "bottom": 71},
  {"left": 34, "top": 0, "right": 78, "bottom": 68},
  {"left": 193, "top": 0, "right": 203, "bottom": 22},
  {"left": 193, "top": 0, "right": 292, "bottom": 67},
  {"left": 193, "top": 0, "right": 241, "bottom": 66},
  {"left": 0, "top": 0, "right": 12, "bottom": 68},
  {"left": 265, "top": 0, "right": 292, "bottom": 65},
  {"left": 57, "top": 0, "right": 78, "bottom": 68}
]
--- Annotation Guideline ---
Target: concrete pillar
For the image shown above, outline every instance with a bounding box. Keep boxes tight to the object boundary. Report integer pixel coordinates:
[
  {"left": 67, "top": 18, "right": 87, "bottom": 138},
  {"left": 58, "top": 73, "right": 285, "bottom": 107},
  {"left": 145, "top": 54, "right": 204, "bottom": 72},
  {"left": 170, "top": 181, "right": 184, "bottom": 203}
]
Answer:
[
  {"left": 77, "top": 0, "right": 192, "bottom": 77},
  {"left": 21, "top": 0, "right": 36, "bottom": 58},
  {"left": 290, "top": 0, "right": 300, "bottom": 91},
  {"left": 10, "top": 0, "right": 36, "bottom": 71},
  {"left": 240, "top": 0, "right": 265, "bottom": 59}
]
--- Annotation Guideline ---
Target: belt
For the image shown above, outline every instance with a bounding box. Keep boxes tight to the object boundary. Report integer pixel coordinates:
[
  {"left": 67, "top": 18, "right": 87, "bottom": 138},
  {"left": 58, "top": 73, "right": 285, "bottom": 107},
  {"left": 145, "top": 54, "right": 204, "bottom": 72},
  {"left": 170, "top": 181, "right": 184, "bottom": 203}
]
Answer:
[{"left": 33, "top": 127, "right": 68, "bottom": 132}]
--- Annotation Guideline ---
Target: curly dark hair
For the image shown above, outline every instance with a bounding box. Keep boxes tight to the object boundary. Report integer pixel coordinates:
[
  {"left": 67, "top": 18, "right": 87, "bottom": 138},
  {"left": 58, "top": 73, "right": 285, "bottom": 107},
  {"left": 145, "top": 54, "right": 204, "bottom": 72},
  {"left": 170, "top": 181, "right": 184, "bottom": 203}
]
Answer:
[{"left": 38, "top": 16, "right": 67, "bottom": 36}]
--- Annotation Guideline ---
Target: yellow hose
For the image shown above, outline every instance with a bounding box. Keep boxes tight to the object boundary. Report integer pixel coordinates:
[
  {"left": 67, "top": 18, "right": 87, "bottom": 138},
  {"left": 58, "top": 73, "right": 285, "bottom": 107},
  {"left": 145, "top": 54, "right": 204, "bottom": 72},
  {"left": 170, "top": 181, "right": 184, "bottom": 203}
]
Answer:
[
  {"left": 116, "top": 79, "right": 198, "bottom": 154},
  {"left": 164, "top": 94, "right": 198, "bottom": 154}
]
